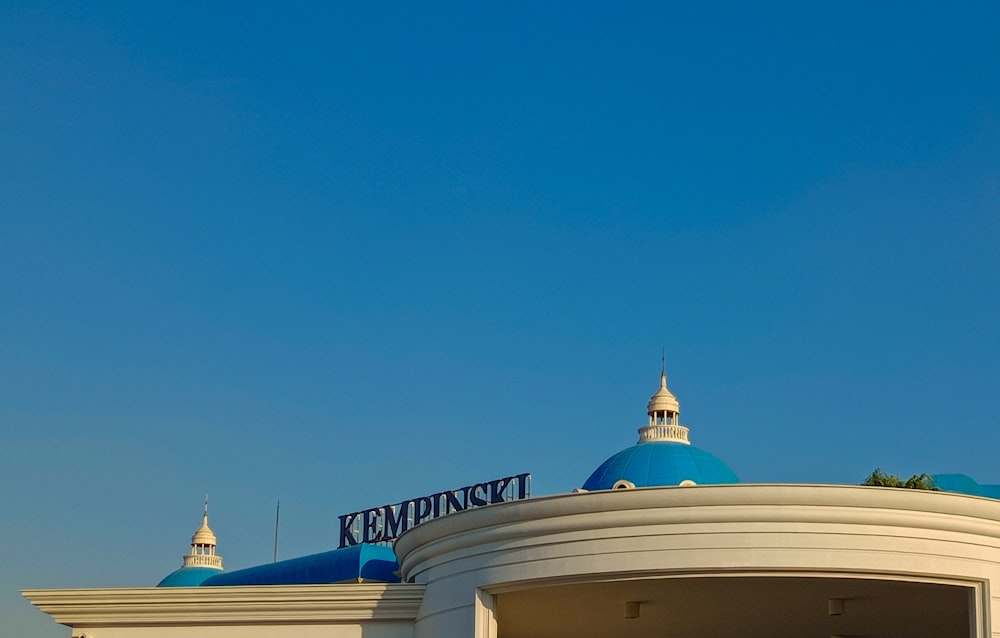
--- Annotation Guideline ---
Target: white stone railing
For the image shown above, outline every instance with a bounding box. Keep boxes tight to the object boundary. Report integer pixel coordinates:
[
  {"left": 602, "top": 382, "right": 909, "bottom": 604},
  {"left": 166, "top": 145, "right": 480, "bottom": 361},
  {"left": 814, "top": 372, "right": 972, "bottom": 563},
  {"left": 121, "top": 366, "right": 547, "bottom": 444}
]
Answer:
[
  {"left": 637, "top": 423, "right": 690, "bottom": 444},
  {"left": 183, "top": 554, "right": 223, "bottom": 568}
]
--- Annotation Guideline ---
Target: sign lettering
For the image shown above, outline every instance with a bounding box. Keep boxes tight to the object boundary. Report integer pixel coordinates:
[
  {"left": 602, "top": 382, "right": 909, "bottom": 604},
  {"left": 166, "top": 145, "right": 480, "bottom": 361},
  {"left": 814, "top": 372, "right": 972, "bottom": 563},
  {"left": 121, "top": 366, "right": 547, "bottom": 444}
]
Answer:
[{"left": 338, "top": 472, "right": 531, "bottom": 548}]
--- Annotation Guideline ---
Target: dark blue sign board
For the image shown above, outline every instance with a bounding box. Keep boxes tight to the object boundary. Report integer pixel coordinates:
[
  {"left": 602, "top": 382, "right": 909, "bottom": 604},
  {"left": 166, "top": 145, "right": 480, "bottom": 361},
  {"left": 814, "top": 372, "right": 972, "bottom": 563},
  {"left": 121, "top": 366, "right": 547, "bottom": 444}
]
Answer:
[{"left": 339, "top": 472, "right": 531, "bottom": 548}]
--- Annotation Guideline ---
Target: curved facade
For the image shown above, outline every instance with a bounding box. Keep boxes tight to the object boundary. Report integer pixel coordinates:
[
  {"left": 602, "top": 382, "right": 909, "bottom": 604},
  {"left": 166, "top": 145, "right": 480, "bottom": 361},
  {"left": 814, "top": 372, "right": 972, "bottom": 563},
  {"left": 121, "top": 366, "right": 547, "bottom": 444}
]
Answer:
[{"left": 396, "top": 484, "right": 997, "bottom": 638}]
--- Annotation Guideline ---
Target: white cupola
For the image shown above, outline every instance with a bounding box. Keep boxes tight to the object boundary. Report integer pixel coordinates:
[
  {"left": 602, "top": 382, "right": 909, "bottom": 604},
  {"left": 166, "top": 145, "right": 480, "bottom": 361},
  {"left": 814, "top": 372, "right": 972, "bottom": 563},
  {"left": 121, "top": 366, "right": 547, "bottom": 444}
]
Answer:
[
  {"left": 182, "top": 498, "right": 223, "bottom": 570},
  {"left": 637, "top": 361, "right": 690, "bottom": 444}
]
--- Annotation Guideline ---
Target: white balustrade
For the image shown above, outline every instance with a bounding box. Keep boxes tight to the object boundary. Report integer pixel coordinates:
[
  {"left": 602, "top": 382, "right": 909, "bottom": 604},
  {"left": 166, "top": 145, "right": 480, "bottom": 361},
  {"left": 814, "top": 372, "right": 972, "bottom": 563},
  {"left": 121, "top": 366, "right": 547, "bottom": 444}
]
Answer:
[{"left": 637, "top": 423, "right": 690, "bottom": 444}]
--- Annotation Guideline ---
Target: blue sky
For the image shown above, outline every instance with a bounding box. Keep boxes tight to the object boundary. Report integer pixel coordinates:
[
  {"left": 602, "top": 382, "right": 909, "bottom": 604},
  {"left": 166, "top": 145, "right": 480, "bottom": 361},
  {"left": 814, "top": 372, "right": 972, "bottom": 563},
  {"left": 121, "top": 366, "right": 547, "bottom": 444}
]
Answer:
[{"left": 3, "top": 2, "right": 998, "bottom": 635}]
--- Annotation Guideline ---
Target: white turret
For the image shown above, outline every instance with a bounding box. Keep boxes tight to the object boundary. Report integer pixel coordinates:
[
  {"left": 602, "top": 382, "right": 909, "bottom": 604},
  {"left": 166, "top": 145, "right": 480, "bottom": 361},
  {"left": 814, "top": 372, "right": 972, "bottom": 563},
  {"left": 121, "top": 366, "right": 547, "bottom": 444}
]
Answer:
[
  {"left": 181, "top": 499, "right": 223, "bottom": 570},
  {"left": 636, "top": 362, "right": 690, "bottom": 444}
]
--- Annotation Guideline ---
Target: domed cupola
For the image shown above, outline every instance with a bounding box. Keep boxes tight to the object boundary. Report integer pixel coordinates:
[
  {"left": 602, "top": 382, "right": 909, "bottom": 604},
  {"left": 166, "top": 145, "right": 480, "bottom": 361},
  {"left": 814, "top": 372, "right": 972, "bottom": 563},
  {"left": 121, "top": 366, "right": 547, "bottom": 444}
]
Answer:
[
  {"left": 190, "top": 513, "right": 219, "bottom": 553},
  {"left": 640, "top": 369, "right": 687, "bottom": 444},
  {"left": 157, "top": 499, "right": 225, "bottom": 587},
  {"left": 582, "top": 363, "right": 738, "bottom": 490}
]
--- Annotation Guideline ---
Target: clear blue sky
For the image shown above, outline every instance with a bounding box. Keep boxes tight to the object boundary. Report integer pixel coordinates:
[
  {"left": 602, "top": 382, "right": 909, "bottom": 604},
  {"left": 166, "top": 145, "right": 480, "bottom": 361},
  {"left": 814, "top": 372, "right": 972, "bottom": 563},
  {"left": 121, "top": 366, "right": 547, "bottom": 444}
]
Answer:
[{"left": 3, "top": 2, "right": 998, "bottom": 635}]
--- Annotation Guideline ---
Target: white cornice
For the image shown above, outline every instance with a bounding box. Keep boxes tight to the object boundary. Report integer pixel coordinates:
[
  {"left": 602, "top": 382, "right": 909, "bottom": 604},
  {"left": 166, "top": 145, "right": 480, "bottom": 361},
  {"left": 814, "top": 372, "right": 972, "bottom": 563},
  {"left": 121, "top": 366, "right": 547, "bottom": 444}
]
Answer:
[
  {"left": 395, "top": 484, "right": 1000, "bottom": 577},
  {"left": 22, "top": 583, "right": 425, "bottom": 626}
]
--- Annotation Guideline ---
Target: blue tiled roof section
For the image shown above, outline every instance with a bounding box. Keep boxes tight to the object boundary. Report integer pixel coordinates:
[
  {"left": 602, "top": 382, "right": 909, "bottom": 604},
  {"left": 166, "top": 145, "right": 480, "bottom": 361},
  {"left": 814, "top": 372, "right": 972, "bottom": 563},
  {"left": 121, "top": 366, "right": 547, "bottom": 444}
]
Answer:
[
  {"left": 200, "top": 543, "right": 399, "bottom": 586},
  {"left": 157, "top": 567, "right": 222, "bottom": 587},
  {"left": 932, "top": 473, "right": 982, "bottom": 496},
  {"left": 932, "top": 474, "right": 1000, "bottom": 499},
  {"left": 583, "top": 442, "right": 739, "bottom": 490}
]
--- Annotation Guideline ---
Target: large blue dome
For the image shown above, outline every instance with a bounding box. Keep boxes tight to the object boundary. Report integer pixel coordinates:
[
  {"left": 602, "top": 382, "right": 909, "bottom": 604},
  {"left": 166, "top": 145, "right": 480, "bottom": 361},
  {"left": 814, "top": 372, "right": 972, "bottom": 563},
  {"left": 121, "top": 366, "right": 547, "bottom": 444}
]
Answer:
[{"left": 583, "top": 441, "right": 739, "bottom": 490}]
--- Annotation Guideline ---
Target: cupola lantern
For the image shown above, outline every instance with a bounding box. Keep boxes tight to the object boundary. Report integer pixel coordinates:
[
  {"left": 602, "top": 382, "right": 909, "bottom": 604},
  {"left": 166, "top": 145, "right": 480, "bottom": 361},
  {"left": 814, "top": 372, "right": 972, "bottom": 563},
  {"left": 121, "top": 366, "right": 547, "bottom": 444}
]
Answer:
[{"left": 637, "top": 361, "right": 690, "bottom": 444}]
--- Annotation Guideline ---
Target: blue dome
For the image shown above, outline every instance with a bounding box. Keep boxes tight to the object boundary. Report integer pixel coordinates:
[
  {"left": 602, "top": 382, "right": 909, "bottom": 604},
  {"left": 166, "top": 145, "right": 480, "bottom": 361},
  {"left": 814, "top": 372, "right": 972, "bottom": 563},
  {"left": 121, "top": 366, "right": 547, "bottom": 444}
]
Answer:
[
  {"left": 583, "top": 441, "right": 739, "bottom": 490},
  {"left": 201, "top": 544, "right": 399, "bottom": 586},
  {"left": 157, "top": 566, "right": 222, "bottom": 587},
  {"left": 932, "top": 474, "right": 1000, "bottom": 499}
]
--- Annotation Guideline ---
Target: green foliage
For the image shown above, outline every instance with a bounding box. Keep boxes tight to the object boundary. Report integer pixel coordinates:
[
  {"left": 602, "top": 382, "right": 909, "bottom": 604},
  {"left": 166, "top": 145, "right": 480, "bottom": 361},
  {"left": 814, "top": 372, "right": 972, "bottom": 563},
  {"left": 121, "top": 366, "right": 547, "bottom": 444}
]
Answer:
[
  {"left": 903, "top": 473, "right": 938, "bottom": 490},
  {"left": 862, "top": 468, "right": 902, "bottom": 487},
  {"left": 862, "top": 468, "right": 938, "bottom": 490}
]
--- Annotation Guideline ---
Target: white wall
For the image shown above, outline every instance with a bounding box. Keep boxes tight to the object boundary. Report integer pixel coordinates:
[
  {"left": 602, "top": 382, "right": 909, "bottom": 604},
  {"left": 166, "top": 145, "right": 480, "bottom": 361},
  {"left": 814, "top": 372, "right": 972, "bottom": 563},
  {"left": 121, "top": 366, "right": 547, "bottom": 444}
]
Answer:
[{"left": 396, "top": 484, "right": 1000, "bottom": 638}]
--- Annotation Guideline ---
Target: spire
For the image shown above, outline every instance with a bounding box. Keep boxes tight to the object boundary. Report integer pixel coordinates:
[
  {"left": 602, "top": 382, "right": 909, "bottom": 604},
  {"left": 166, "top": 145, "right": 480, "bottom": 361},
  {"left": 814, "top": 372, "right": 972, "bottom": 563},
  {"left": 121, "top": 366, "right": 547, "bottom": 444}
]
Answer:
[
  {"left": 181, "top": 498, "right": 223, "bottom": 571},
  {"left": 637, "top": 361, "right": 689, "bottom": 444}
]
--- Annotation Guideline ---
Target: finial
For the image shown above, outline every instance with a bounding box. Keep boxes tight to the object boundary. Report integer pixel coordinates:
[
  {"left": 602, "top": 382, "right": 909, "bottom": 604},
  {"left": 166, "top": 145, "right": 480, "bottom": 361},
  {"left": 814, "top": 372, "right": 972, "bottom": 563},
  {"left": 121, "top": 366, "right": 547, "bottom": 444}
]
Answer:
[
  {"left": 204, "top": 494, "right": 209, "bottom": 517},
  {"left": 660, "top": 349, "right": 667, "bottom": 388}
]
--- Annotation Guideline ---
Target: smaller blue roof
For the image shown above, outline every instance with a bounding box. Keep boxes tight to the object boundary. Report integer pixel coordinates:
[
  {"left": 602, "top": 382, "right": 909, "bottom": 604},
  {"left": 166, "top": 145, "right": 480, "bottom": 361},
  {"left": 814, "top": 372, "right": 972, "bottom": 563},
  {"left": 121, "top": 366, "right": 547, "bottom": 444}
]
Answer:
[
  {"left": 932, "top": 474, "right": 1000, "bottom": 499},
  {"left": 157, "top": 566, "right": 222, "bottom": 587},
  {"left": 201, "top": 543, "right": 399, "bottom": 586},
  {"left": 584, "top": 441, "right": 739, "bottom": 490}
]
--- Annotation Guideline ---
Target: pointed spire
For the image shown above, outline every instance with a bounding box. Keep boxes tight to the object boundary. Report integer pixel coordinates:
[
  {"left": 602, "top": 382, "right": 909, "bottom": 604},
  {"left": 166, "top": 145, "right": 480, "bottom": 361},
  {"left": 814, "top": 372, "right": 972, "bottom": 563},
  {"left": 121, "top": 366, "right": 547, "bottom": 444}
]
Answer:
[
  {"left": 198, "top": 494, "right": 210, "bottom": 529},
  {"left": 658, "top": 348, "right": 671, "bottom": 392}
]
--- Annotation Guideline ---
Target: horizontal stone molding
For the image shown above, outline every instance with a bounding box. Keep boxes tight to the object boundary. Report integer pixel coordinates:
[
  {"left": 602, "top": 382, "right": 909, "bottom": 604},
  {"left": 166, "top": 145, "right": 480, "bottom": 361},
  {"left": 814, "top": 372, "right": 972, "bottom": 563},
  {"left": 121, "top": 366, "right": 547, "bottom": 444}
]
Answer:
[
  {"left": 22, "top": 583, "right": 426, "bottom": 626},
  {"left": 396, "top": 484, "right": 1000, "bottom": 580}
]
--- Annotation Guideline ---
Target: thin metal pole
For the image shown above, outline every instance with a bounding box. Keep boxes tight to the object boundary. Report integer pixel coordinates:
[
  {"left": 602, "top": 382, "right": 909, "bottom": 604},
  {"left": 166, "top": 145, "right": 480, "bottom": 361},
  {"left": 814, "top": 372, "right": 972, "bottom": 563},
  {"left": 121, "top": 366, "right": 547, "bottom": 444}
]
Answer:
[{"left": 273, "top": 500, "right": 280, "bottom": 562}]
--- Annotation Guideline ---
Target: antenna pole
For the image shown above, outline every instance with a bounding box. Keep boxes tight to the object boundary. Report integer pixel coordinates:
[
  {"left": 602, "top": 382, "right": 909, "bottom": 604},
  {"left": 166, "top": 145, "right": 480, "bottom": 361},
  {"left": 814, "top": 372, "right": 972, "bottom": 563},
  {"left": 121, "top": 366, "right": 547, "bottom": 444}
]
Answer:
[{"left": 273, "top": 500, "right": 280, "bottom": 563}]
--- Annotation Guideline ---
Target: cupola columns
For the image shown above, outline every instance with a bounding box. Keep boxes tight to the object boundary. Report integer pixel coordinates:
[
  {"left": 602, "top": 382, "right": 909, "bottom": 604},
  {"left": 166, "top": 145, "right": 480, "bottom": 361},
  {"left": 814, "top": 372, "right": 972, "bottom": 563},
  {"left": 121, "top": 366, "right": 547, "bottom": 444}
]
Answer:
[{"left": 648, "top": 371, "right": 679, "bottom": 425}]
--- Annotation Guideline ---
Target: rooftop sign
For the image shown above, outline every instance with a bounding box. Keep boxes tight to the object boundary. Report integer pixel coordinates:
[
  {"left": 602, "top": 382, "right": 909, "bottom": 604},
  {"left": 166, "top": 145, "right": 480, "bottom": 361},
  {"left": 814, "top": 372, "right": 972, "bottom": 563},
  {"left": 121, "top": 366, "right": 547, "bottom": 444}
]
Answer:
[{"left": 338, "top": 472, "right": 531, "bottom": 548}]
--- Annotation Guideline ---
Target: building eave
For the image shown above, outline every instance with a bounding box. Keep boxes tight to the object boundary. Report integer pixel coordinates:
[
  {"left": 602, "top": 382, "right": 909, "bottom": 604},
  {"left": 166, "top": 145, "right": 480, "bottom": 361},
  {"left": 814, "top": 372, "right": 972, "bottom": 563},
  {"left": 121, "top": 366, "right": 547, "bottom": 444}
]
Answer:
[{"left": 21, "top": 583, "right": 425, "bottom": 627}]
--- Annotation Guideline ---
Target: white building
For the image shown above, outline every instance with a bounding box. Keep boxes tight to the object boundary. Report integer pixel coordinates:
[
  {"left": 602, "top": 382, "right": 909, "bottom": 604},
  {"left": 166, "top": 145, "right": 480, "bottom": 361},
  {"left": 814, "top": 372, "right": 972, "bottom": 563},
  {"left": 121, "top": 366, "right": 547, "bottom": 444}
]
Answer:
[{"left": 23, "top": 370, "right": 1000, "bottom": 638}]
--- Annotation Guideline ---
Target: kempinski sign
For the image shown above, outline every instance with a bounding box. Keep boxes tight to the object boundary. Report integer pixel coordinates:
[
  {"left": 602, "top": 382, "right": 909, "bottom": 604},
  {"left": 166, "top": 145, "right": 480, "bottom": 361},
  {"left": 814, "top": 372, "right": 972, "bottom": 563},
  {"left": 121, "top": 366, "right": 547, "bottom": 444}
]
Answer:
[{"left": 338, "top": 472, "right": 531, "bottom": 547}]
